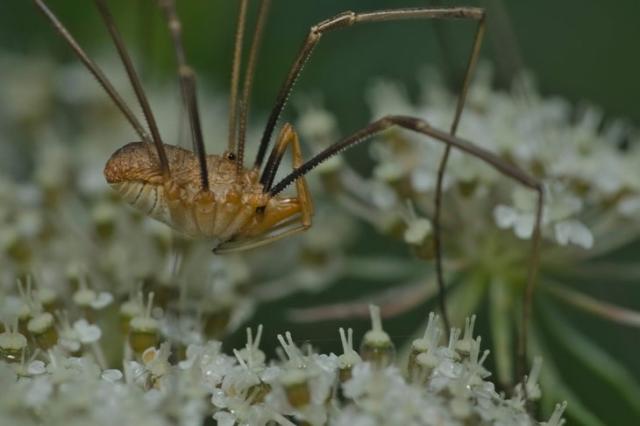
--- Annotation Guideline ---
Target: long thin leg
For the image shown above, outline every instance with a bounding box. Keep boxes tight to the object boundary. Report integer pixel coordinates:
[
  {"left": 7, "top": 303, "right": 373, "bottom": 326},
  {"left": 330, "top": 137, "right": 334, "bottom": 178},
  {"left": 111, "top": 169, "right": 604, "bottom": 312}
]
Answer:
[
  {"left": 93, "top": 0, "right": 170, "bottom": 177},
  {"left": 215, "top": 124, "right": 313, "bottom": 253},
  {"left": 182, "top": 75, "right": 209, "bottom": 190},
  {"left": 270, "top": 115, "right": 543, "bottom": 378},
  {"left": 236, "top": 0, "right": 272, "bottom": 172},
  {"left": 433, "top": 15, "right": 486, "bottom": 334},
  {"left": 227, "top": 0, "right": 249, "bottom": 157},
  {"left": 156, "top": 0, "right": 209, "bottom": 190},
  {"left": 253, "top": 7, "right": 485, "bottom": 329},
  {"left": 254, "top": 7, "right": 485, "bottom": 169},
  {"left": 33, "top": 0, "right": 152, "bottom": 146},
  {"left": 260, "top": 123, "right": 303, "bottom": 192}
]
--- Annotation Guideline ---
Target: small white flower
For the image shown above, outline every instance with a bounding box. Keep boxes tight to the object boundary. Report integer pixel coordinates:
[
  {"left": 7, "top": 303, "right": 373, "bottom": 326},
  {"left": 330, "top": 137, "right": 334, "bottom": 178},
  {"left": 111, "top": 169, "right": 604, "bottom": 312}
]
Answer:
[
  {"left": 618, "top": 195, "right": 640, "bottom": 216},
  {"left": 554, "top": 220, "right": 594, "bottom": 249},
  {"left": 404, "top": 217, "right": 432, "bottom": 246},
  {"left": 73, "top": 319, "right": 102, "bottom": 343},
  {"left": 525, "top": 357, "right": 543, "bottom": 401},
  {"left": 213, "top": 411, "right": 236, "bottom": 426},
  {"left": 101, "top": 369, "right": 124, "bottom": 383},
  {"left": 370, "top": 181, "right": 398, "bottom": 210},
  {"left": 59, "top": 338, "right": 81, "bottom": 353},
  {"left": 27, "top": 360, "right": 46, "bottom": 376},
  {"left": 124, "top": 360, "right": 147, "bottom": 387},
  {"left": 494, "top": 183, "right": 594, "bottom": 248},
  {"left": 410, "top": 167, "right": 438, "bottom": 193},
  {"left": 296, "top": 101, "right": 339, "bottom": 144},
  {"left": 24, "top": 377, "right": 53, "bottom": 408},
  {"left": 542, "top": 402, "right": 568, "bottom": 426},
  {"left": 91, "top": 291, "right": 114, "bottom": 309}
]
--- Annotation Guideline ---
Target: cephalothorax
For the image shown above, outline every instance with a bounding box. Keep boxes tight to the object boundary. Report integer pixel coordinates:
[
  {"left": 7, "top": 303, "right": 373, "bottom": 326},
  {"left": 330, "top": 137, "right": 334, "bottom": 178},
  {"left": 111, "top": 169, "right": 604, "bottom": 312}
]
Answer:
[{"left": 35, "top": 0, "right": 543, "bottom": 377}]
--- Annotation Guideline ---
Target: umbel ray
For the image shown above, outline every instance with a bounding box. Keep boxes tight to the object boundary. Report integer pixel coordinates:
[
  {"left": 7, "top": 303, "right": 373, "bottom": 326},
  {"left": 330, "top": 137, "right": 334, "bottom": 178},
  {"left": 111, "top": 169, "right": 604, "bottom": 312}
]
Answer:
[{"left": 34, "top": 0, "right": 544, "bottom": 377}]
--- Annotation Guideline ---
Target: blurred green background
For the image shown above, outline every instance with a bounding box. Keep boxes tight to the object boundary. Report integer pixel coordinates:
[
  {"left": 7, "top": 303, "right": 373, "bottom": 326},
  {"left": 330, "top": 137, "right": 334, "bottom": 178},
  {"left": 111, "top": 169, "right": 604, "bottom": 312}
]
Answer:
[
  {"left": 2, "top": 0, "right": 640, "bottom": 424},
  {"left": 4, "top": 0, "right": 640, "bottom": 129}
]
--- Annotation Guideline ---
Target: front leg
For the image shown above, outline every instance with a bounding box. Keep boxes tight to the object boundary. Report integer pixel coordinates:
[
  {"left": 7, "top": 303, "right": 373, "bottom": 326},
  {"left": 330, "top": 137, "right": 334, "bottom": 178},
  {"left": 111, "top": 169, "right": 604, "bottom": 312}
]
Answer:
[
  {"left": 214, "top": 124, "right": 313, "bottom": 253},
  {"left": 269, "top": 114, "right": 543, "bottom": 379}
]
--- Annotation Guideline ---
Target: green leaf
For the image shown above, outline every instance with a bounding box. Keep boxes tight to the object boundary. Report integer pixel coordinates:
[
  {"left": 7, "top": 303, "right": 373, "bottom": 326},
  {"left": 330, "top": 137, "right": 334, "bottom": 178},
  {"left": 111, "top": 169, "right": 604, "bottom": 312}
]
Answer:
[
  {"left": 446, "top": 271, "right": 486, "bottom": 327},
  {"left": 531, "top": 329, "right": 605, "bottom": 426},
  {"left": 548, "top": 261, "right": 640, "bottom": 282},
  {"left": 345, "top": 256, "right": 423, "bottom": 280},
  {"left": 288, "top": 277, "right": 436, "bottom": 322},
  {"left": 542, "top": 304, "right": 640, "bottom": 417},
  {"left": 489, "top": 278, "right": 514, "bottom": 386},
  {"left": 545, "top": 281, "right": 640, "bottom": 328}
]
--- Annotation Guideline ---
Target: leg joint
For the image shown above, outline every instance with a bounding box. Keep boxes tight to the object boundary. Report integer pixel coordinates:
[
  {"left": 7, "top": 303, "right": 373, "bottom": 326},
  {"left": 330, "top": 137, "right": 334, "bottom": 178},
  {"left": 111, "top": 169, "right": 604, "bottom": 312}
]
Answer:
[
  {"left": 386, "top": 114, "right": 430, "bottom": 132},
  {"left": 314, "top": 11, "right": 356, "bottom": 33}
]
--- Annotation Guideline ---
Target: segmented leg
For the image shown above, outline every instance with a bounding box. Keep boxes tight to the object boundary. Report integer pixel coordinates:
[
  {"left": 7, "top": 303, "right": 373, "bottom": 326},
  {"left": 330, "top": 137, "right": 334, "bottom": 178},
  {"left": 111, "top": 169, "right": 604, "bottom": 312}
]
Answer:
[
  {"left": 255, "top": 7, "right": 486, "bottom": 168},
  {"left": 227, "top": 0, "right": 249, "bottom": 156},
  {"left": 254, "top": 6, "right": 486, "bottom": 331},
  {"left": 93, "top": 0, "right": 169, "bottom": 177},
  {"left": 214, "top": 124, "right": 313, "bottom": 253},
  {"left": 236, "top": 0, "right": 272, "bottom": 172},
  {"left": 157, "top": 0, "right": 209, "bottom": 189},
  {"left": 270, "top": 115, "right": 544, "bottom": 376},
  {"left": 32, "top": 0, "right": 170, "bottom": 176}
]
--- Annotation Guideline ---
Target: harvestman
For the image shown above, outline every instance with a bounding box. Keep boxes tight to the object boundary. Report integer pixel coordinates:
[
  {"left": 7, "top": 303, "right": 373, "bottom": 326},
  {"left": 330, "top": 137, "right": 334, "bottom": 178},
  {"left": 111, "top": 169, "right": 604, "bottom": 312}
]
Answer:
[{"left": 34, "top": 0, "right": 544, "bottom": 377}]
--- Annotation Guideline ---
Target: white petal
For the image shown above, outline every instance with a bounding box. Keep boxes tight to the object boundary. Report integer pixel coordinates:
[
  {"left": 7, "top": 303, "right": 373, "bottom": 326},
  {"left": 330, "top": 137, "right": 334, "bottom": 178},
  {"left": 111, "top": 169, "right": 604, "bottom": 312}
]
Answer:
[
  {"left": 25, "top": 378, "right": 53, "bottom": 408},
  {"left": 101, "top": 369, "right": 123, "bottom": 383},
  {"left": 618, "top": 196, "right": 640, "bottom": 216},
  {"left": 374, "top": 161, "right": 406, "bottom": 182},
  {"left": 210, "top": 388, "right": 229, "bottom": 409},
  {"left": 73, "top": 319, "right": 102, "bottom": 343},
  {"left": 91, "top": 292, "right": 114, "bottom": 309},
  {"left": 59, "top": 338, "right": 81, "bottom": 353},
  {"left": 410, "top": 168, "right": 434, "bottom": 192},
  {"left": 404, "top": 218, "right": 432, "bottom": 245},
  {"left": 370, "top": 182, "right": 397, "bottom": 209},
  {"left": 554, "top": 220, "right": 594, "bottom": 249},
  {"left": 493, "top": 205, "right": 517, "bottom": 229},
  {"left": 514, "top": 213, "right": 535, "bottom": 239},
  {"left": 27, "top": 360, "right": 46, "bottom": 375},
  {"left": 213, "top": 411, "right": 236, "bottom": 426}
]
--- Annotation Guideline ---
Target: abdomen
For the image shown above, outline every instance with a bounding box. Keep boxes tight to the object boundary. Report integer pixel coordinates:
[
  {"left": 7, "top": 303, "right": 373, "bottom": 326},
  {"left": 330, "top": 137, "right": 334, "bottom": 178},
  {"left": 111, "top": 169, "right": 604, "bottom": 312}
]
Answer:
[{"left": 109, "top": 181, "right": 257, "bottom": 241}]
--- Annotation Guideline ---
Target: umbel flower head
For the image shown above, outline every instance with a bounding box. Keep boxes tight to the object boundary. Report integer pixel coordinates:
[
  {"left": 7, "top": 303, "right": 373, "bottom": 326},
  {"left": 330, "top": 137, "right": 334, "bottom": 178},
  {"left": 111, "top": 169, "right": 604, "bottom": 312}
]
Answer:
[
  {"left": 294, "top": 65, "right": 640, "bottom": 423},
  {"left": 0, "top": 52, "right": 633, "bottom": 423},
  {"left": 0, "top": 302, "right": 566, "bottom": 426}
]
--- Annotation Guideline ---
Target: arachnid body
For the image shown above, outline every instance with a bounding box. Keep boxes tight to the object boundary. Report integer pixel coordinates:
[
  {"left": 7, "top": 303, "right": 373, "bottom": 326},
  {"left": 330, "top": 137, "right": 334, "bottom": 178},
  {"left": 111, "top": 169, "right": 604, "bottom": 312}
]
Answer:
[
  {"left": 104, "top": 135, "right": 310, "bottom": 247},
  {"left": 35, "top": 0, "right": 544, "bottom": 373}
]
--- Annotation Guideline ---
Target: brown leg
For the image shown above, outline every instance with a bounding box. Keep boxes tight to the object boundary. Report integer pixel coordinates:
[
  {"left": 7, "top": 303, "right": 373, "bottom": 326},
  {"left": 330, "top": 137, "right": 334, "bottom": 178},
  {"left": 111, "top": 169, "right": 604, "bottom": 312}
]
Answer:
[
  {"left": 433, "top": 16, "right": 486, "bottom": 335},
  {"left": 214, "top": 124, "right": 313, "bottom": 253},
  {"left": 227, "top": 0, "right": 249, "bottom": 158},
  {"left": 32, "top": 0, "right": 169, "bottom": 174},
  {"left": 254, "top": 7, "right": 486, "bottom": 169},
  {"left": 156, "top": 0, "right": 209, "bottom": 189},
  {"left": 236, "top": 0, "right": 272, "bottom": 172},
  {"left": 93, "top": 0, "right": 170, "bottom": 177},
  {"left": 253, "top": 6, "right": 486, "bottom": 331},
  {"left": 270, "top": 114, "right": 544, "bottom": 380}
]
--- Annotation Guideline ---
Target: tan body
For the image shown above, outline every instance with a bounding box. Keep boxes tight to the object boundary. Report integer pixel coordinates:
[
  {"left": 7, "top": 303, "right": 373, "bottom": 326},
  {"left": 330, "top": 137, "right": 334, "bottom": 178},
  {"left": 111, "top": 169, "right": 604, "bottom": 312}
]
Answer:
[{"left": 104, "top": 126, "right": 313, "bottom": 252}]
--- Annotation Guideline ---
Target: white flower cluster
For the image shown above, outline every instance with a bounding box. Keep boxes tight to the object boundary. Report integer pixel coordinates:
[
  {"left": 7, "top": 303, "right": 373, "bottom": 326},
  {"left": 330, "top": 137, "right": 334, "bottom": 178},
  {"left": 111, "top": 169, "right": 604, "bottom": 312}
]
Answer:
[
  {"left": 0, "top": 306, "right": 565, "bottom": 426},
  {"left": 0, "top": 52, "right": 363, "bottom": 355},
  {"left": 298, "top": 66, "right": 640, "bottom": 254}
]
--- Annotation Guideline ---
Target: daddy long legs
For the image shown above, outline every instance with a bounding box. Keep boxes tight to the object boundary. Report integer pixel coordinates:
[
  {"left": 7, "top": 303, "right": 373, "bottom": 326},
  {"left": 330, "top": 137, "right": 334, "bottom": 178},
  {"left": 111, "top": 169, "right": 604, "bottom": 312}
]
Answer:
[{"left": 33, "top": 0, "right": 543, "bottom": 380}]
